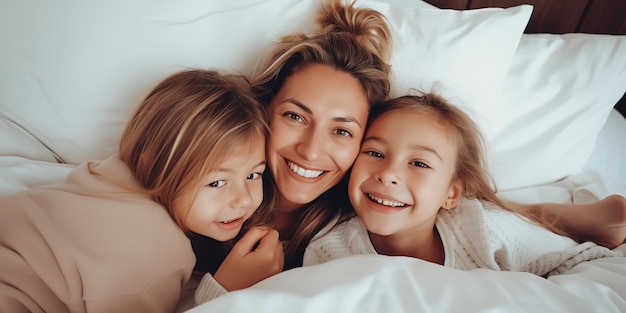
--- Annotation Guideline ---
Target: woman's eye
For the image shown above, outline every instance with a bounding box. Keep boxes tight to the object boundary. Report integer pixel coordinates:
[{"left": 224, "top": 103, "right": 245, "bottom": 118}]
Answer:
[
  {"left": 207, "top": 180, "right": 226, "bottom": 188},
  {"left": 247, "top": 172, "right": 262, "bottom": 180},
  {"left": 335, "top": 128, "right": 353, "bottom": 137},
  {"left": 410, "top": 161, "right": 429, "bottom": 168},
  {"left": 366, "top": 151, "right": 383, "bottom": 158},
  {"left": 284, "top": 112, "right": 304, "bottom": 123}
]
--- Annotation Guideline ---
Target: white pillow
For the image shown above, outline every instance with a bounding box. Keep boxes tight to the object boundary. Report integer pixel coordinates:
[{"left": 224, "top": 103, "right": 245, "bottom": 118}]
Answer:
[
  {"left": 357, "top": 1, "right": 533, "bottom": 139},
  {"left": 0, "top": 117, "right": 59, "bottom": 163},
  {"left": 490, "top": 33, "right": 626, "bottom": 190},
  {"left": 0, "top": 0, "right": 320, "bottom": 164},
  {"left": 0, "top": 0, "right": 530, "bottom": 165}
]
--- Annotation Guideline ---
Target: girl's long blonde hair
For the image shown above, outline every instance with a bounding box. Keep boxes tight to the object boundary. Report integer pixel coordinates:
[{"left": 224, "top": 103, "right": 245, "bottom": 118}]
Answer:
[
  {"left": 117, "top": 69, "right": 273, "bottom": 232},
  {"left": 370, "top": 94, "right": 567, "bottom": 235},
  {"left": 252, "top": 0, "right": 393, "bottom": 269}
]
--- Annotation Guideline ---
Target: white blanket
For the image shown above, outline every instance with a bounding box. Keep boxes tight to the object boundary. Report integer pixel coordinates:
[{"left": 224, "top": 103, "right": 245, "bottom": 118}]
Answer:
[{"left": 186, "top": 253, "right": 626, "bottom": 313}]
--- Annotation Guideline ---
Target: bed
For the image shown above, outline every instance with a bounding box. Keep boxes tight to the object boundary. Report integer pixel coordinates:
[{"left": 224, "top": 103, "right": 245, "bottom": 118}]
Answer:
[{"left": 1, "top": 0, "right": 625, "bottom": 312}]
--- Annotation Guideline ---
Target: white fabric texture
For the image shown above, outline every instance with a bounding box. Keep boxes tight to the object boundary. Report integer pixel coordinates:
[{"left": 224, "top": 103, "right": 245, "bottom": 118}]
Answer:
[
  {"left": 583, "top": 110, "right": 626, "bottom": 197},
  {"left": 0, "top": 0, "right": 530, "bottom": 165},
  {"left": 193, "top": 273, "right": 227, "bottom": 305},
  {"left": 186, "top": 254, "right": 626, "bottom": 313},
  {"left": 491, "top": 33, "right": 626, "bottom": 190},
  {"left": 303, "top": 198, "right": 620, "bottom": 276},
  {"left": 357, "top": 1, "right": 533, "bottom": 140},
  {"left": 0, "top": 0, "right": 320, "bottom": 164}
]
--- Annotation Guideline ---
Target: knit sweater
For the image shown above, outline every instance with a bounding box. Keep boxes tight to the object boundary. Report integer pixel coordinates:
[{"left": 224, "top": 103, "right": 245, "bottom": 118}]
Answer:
[
  {"left": 0, "top": 156, "right": 196, "bottom": 313},
  {"left": 303, "top": 198, "right": 622, "bottom": 276}
]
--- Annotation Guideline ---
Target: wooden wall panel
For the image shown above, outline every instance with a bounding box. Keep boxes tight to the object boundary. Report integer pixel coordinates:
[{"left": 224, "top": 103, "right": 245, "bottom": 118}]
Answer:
[
  {"left": 579, "top": 0, "right": 626, "bottom": 34},
  {"left": 469, "top": 0, "right": 588, "bottom": 34},
  {"left": 423, "top": 0, "right": 466, "bottom": 9},
  {"left": 616, "top": 94, "right": 626, "bottom": 118}
]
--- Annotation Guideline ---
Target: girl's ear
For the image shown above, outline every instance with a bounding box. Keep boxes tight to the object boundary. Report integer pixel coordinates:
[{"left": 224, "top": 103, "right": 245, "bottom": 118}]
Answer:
[{"left": 442, "top": 178, "right": 463, "bottom": 210}]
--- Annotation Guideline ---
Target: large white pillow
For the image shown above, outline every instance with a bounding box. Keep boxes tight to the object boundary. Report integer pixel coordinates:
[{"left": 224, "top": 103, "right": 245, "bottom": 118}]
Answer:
[
  {"left": 0, "top": 0, "right": 531, "bottom": 165},
  {"left": 0, "top": 0, "right": 319, "bottom": 164},
  {"left": 358, "top": 1, "right": 533, "bottom": 139},
  {"left": 490, "top": 33, "right": 626, "bottom": 191}
]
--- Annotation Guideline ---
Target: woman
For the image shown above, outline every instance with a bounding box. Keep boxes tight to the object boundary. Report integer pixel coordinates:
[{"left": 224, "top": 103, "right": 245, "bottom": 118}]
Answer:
[{"left": 193, "top": 0, "right": 391, "bottom": 303}]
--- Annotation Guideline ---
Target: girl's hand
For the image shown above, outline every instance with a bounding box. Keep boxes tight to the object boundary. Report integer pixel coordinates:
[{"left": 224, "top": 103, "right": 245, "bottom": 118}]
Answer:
[{"left": 213, "top": 227, "right": 284, "bottom": 291}]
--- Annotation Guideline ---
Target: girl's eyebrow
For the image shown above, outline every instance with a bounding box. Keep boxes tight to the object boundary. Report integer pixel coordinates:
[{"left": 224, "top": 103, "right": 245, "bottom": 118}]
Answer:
[
  {"left": 215, "top": 161, "right": 266, "bottom": 173},
  {"left": 281, "top": 98, "right": 363, "bottom": 128},
  {"left": 362, "top": 136, "right": 443, "bottom": 161}
]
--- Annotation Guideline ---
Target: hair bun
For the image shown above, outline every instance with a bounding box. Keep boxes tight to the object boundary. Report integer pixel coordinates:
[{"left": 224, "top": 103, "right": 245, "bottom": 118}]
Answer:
[{"left": 316, "top": 0, "right": 391, "bottom": 61}]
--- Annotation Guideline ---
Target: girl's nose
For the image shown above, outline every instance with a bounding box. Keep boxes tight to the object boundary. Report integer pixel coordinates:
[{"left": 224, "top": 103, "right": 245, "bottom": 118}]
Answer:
[
  {"left": 230, "top": 183, "right": 252, "bottom": 209},
  {"left": 375, "top": 163, "right": 401, "bottom": 186}
]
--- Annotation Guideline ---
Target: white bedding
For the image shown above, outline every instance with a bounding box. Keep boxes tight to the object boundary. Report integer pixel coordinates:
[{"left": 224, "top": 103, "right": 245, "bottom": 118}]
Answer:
[
  {"left": 1, "top": 0, "right": 626, "bottom": 311},
  {"left": 187, "top": 254, "right": 626, "bottom": 313}
]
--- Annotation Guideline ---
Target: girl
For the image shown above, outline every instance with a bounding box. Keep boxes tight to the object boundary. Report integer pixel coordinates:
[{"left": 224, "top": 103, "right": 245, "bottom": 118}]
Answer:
[
  {"left": 0, "top": 69, "right": 282, "bottom": 313},
  {"left": 303, "top": 93, "right": 624, "bottom": 275}
]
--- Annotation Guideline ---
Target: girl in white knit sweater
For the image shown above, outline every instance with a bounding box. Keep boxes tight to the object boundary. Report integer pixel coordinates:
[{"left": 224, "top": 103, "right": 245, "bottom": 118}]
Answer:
[{"left": 303, "top": 93, "right": 624, "bottom": 276}]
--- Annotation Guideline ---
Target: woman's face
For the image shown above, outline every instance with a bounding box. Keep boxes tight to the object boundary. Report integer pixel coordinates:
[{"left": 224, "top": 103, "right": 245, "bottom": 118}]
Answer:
[{"left": 268, "top": 64, "right": 369, "bottom": 212}]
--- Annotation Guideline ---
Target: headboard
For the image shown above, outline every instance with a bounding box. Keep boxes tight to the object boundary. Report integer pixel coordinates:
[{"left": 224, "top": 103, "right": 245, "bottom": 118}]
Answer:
[{"left": 424, "top": 0, "right": 626, "bottom": 116}]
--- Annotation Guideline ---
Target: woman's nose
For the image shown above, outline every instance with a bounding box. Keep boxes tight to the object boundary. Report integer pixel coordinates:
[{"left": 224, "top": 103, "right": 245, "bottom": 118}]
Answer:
[{"left": 295, "top": 128, "right": 325, "bottom": 161}]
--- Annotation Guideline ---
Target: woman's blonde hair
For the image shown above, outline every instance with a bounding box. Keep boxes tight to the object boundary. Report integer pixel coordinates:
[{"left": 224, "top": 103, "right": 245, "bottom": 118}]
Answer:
[
  {"left": 252, "top": 0, "right": 391, "bottom": 107},
  {"left": 118, "top": 69, "right": 273, "bottom": 233},
  {"left": 370, "top": 94, "right": 566, "bottom": 235},
  {"left": 251, "top": 0, "right": 393, "bottom": 269}
]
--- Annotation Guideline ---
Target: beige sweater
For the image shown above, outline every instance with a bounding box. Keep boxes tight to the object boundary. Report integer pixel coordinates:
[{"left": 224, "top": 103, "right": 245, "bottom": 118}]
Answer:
[
  {"left": 304, "top": 198, "right": 622, "bottom": 276},
  {"left": 0, "top": 156, "right": 196, "bottom": 313}
]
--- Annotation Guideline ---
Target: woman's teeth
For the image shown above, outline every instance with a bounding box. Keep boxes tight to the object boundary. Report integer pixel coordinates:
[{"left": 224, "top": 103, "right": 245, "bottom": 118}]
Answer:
[
  {"left": 288, "top": 162, "right": 323, "bottom": 178},
  {"left": 368, "top": 193, "right": 406, "bottom": 207}
]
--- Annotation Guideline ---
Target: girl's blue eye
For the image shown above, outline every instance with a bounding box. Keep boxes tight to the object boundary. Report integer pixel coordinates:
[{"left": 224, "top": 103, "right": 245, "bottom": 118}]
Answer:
[
  {"left": 410, "top": 161, "right": 429, "bottom": 168},
  {"left": 207, "top": 180, "right": 226, "bottom": 187},
  {"left": 366, "top": 151, "right": 383, "bottom": 158},
  {"left": 247, "top": 172, "right": 262, "bottom": 180}
]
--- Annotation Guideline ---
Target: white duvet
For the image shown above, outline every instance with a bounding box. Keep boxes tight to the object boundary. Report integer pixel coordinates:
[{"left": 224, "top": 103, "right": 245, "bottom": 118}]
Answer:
[{"left": 187, "top": 253, "right": 626, "bottom": 313}]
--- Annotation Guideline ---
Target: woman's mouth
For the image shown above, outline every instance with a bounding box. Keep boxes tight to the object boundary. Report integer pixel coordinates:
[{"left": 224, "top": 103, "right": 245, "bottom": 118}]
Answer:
[{"left": 287, "top": 160, "right": 325, "bottom": 178}]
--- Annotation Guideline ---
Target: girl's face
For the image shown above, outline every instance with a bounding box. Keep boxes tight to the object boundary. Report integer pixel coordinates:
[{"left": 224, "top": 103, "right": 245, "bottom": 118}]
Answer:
[
  {"left": 268, "top": 64, "right": 369, "bottom": 212},
  {"left": 178, "top": 135, "right": 266, "bottom": 241},
  {"left": 348, "top": 109, "right": 461, "bottom": 237}
]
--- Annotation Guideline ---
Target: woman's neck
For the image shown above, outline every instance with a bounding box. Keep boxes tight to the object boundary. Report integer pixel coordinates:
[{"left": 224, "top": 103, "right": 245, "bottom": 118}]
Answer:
[
  {"left": 369, "top": 227, "right": 445, "bottom": 265},
  {"left": 272, "top": 194, "right": 304, "bottom": 241}
]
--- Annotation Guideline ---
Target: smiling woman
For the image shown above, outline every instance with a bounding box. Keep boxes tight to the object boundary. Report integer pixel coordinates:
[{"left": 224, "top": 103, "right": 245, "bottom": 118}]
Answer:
[
  {"left": 193, "top": 0, "right": 392, "bottom": 304},
  {"left": 266, "top": 64, "right": 369, "bottom": 230},
  {"left": 250, "top": 0, "right": 392, "bottom": 269}
]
